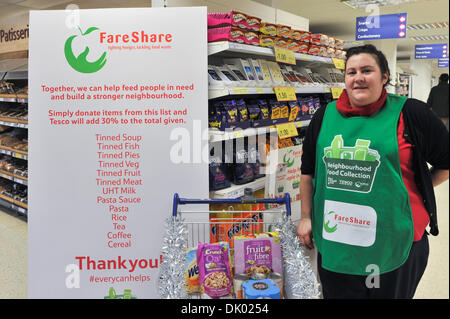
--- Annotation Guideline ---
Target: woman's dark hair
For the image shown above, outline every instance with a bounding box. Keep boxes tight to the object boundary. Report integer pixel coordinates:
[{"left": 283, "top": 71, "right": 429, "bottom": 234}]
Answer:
[{"left": 345, "top": 44, "right": 391, "bottom": 87}]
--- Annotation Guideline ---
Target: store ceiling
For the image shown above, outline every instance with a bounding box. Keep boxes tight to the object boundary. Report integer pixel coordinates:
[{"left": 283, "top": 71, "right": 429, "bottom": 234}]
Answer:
[
  {"left": 0, "top": 0, "right": 448, "bottom": 76},
  {"left": 257, "top": 0, "right": 449, "bottom": 77}
]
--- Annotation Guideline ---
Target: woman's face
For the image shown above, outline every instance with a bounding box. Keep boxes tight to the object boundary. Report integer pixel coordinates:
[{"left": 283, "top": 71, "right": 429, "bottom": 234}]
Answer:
[{"left": 345, "top": 53, "right": 389, "bottom": 108}]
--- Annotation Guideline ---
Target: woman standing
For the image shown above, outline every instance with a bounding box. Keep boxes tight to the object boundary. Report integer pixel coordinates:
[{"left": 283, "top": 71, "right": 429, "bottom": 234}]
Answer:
[{"left": 297, "top": 44, "right": 449, "bottom": 299}]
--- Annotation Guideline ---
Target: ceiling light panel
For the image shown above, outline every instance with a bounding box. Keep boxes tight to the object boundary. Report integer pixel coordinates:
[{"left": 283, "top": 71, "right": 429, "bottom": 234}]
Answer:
[
  {"left": 407, "top": 22, "right": 449, "bottom": 30},
  {"left": 341, "top": 0, "right": 434, "bottom": 9}
]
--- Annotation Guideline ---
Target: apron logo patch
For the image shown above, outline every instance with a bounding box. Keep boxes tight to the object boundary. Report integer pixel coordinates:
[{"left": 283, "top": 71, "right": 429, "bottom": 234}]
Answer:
[
  {"left": 323, "top": 135, "right": 380, "bottom": 193},
  {"left": 323, "top": 211, "right": 338, "bottom": 233},
  {"left": 323, "top": 200, "right": 377, "bottom": 247}
]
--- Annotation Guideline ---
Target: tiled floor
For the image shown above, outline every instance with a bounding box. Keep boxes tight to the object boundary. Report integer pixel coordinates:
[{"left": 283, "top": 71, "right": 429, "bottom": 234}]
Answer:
[{"left": 0, "top": 180, "right": 448, "bottom": 299}]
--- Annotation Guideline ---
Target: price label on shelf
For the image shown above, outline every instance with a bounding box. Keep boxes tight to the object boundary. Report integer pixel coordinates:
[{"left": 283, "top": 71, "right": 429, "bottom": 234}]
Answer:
[
  {"left": 273, "top": 86, "right": 297, "bottom": 102},
  {"left": 274, "top": 46, "right": 296, "bottom": 65},
  {"left": 226, "top": 129, "right": 244, "bottom": 139},
  {"left": 332, "top": 58, "right": 346, "bottom": 70},
  {"left": 276, "top": 122, "right": 298, "bottom": 139},
  {"left": 331, "top": 87, "right": 344, "bottom": 99},
  {"left": 231, "top": 88, "right": 249, "bottom": 95}
]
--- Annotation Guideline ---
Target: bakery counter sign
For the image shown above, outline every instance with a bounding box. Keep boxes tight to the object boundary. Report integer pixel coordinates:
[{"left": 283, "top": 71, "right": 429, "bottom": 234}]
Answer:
[
  {"left": 0, "top": 12, "right": 29, "bottom": 55},
  {"left": 322, "top": 135, "right": 380, "bottom": 193}
]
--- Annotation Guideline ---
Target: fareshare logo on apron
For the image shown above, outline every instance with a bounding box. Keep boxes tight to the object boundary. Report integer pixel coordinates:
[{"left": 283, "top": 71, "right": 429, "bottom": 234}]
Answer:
[
  {"left": 323, "top": 200, "right": 377, "bottom": 247},
  {"left": 323, "top": 135, "right": 380, "bottom": 193}
]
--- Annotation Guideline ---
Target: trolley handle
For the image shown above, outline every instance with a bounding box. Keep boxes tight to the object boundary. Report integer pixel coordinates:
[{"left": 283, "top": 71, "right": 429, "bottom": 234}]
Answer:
[{"left": 172, "top": 193, "right": 291, "bottom": 217}]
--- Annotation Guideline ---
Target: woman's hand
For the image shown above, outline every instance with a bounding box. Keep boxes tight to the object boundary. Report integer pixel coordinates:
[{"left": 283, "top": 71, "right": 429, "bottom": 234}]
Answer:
[{"left": 297, "top": 218, "right": 314, "bottom": 249}]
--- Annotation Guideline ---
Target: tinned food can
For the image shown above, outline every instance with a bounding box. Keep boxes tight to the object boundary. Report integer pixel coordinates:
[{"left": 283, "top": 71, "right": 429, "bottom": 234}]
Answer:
[
  {"left": 269, "top": 272, "right": 283, "bottom": 299},
  {"left": 233, "top": 274, "right": 249, "bottom": 299}
]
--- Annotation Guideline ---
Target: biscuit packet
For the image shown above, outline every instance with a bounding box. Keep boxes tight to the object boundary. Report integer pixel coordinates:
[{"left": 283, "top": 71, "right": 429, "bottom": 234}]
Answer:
[{"left": 197, "top": 242, "right": 233, "bottom": 299}]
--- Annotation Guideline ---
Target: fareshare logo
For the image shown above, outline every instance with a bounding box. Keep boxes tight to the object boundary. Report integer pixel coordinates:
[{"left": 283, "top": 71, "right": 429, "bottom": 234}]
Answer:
[
  {"left": 323, "top": 211, "right": 338, "bottom": 233},
  {"left": 323, "top": 200, "right": 377, "bottom": 247},
  {"left": 64, "top": 26, "right": 107, "bottom": 73}
]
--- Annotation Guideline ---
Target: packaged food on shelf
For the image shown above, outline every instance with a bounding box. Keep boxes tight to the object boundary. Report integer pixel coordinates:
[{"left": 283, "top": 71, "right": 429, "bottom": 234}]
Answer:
[
  {"left": 245, "top": 15, "right": 262, "bottom": 31},
  {"left": 224, "top": 64, "right": 249, "bottom": 85},
  {"left": 197, "top": 242, "right": 233, "bottom": 299},
  {"left": 208, "top": 26, "right": 243, "bottom": 43},
  {"left": 327, "top": 36, "right": 336, "bottom": 49},
  {"left": 233, "top": 148, "right": 255, "bottom": 185},
  {"left": 297, "top": 41, "right": 310, "bottom": 54},
  {"left": 318, "top": 45, "right": 328, "bottom": 57},
  {"left": 286, "top": 40, "right": 300, "bottom": 52},
  {"left": 259, "top": 34, "right": 275, "bottom": 47},
  {"left": 260, "top": 22, "right": 277, "bottom": 36},
  {"left": 266, "top": 61, "right": 285, "bottom": 84},
  {"left": 326, "top": 46, "right": 335, "bottom": 58},
  {"left": 207, "top": 11, "right": 244, "bottom": 29},
  {"left": 209, "top": 154, "right": 231, "bottom": 191},
  {"left": 208, "top": 65, "right": 226, "bottom": 86},
  {"left": 256, "top": 59, "right": 274, "bottom": 84},
  {"left": 273, "top": 37, "right": 289, "bottom": 49},
  {"left": 248, "top": 59, "right": 265, "bottom": 83},
  {"left": 224, "top": 58, "right": 257, "bottom": 84},
  {"left": 243, "top": 29, "right": 260, "bottom": 46},
  {"left": 335, "top": 49, "right": 346, "bottom": 59},
  {"left": 290, "top": 30, "right": 311, "bottom": 43},
  {"left": 335, "top": 38, "right": 345, "bottom": 50},
  {"left": 310, "top": 33, "right": 329, "bottom": 47},
  {"left": 307, "top": 44, "right": 320, "bottom": 56},
  {"left": 276, "top": 25, "right": 291, "bottom": 39}
]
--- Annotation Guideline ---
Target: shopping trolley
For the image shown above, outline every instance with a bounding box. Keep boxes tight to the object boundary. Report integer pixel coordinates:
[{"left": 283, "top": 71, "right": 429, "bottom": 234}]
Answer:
[
  {"left": 159, "top": 192, "right": 297, "bottom": 299},
  {"left": 172, "top": 192, "right": 291, "bottom": 249}
]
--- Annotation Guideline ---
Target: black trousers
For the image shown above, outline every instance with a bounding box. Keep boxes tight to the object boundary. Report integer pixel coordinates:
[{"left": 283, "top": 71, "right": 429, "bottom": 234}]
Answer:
[{"left": 317, "top": 233, "right": 429, "bottom": 299}]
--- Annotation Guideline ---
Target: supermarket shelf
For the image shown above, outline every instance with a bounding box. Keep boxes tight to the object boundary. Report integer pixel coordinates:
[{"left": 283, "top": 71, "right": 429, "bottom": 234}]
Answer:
[
  {"left": 209, "top": 119, "right": 310, "bottom": 143},
  {"left": 0, "top": 193, "right": 27, "bottom": 215},
  {"left": 0, "top": 146, "right": 27, "bottom": 160},
  {"left": 210, "top": 177, "right": 266, "bottom": 199},
  {"left": 0, "top": 118, "right": 28, "bottom": 129},
  {"left": 0, "top": 94, "right": 28, "bottom": 103},
  {"left": 208, "top": 84, "right": 342, "bottom": 99},
  {"left": 0, "top": 169, "right": 27, "bottom": 186},
  {"left": 208, "top": 41, "right": 336, "bottom": 65}
]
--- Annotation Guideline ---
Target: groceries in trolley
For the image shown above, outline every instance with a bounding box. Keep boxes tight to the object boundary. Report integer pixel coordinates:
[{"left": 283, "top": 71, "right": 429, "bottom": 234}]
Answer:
[{"left": 184, "top": 232, "right": 283, "bottom": 299}]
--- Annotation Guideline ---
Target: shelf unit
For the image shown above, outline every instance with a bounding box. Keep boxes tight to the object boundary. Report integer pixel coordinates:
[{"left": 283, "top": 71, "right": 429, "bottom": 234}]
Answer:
[
  {"left": 0, "top": 91, "right": 28, "bottom": 216},
  {"left": 207, "top": 41, "right": 339, "bottom": 199},
  {"left": 395, "top": 73, "right": 411, "bottom": 98}
]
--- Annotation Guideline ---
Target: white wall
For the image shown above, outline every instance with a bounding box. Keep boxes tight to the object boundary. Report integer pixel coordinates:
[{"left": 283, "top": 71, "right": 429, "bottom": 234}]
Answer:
[
  {"left": 409, "top": 58, "right": 433, "bottom": 103},
  {"left": 366, "top": 40, "right": 397, "bottom": 94}
]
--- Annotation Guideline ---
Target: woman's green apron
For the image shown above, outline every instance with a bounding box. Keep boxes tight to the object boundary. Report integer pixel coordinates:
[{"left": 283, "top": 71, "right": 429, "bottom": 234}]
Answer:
[{"left": 313, "top": 94, "right": 414, "bottom": 275}]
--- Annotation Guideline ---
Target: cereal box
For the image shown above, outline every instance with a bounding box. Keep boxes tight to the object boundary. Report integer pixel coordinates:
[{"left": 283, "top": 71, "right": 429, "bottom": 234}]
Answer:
[
  {"left": 233, "top": 233, "right": 283, "bottom": 298},
  {"left": 185, "top": 247, "right": 200, "bottom": 294}
]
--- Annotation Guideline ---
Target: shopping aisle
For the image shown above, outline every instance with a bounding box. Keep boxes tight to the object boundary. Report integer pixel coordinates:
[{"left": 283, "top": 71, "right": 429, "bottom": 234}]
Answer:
[
  {"left": 0, "top": 210, "right": 27, "bottom": 299},
  {"left": 414, "top": 179, "right": 449, "bottom": 299}
]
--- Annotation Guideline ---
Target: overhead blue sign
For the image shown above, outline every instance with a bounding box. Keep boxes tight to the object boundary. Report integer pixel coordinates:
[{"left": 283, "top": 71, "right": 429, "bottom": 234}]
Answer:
[
  {"left": 356, "top": 13, "right": 407, "bottom": 40},
  {"left": 415, "top": 44, "right": 448, "bottom": 59},
  {"left": 438, "top": 57, "right": 449, "bottom": 68}
]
